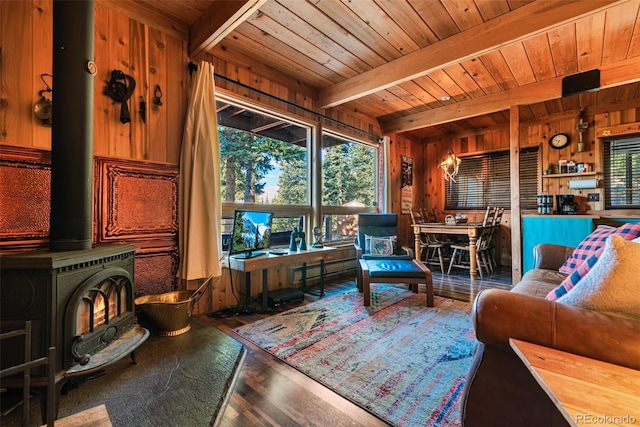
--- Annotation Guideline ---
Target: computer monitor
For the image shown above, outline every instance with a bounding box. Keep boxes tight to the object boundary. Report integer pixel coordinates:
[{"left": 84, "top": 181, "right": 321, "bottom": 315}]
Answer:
[{"left": 228, "top": 210, "right": 274, "bottom": 259}]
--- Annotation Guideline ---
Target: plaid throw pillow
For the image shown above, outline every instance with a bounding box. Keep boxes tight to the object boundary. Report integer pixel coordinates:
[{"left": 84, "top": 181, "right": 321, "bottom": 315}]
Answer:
[
  {"left": 548, "top": 223, "right": 640, "bottom": 301},
  {"left": 559, "top": 224, "right": 640, "bottom": 273},
  {"left": 547, "top": 253, "right": 600, "bottom": 301}
]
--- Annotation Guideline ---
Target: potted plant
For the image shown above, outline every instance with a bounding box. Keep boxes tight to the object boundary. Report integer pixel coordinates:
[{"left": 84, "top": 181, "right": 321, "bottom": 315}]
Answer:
[{"left": 545, "top": 162, "right": 554, "bottom": 175}]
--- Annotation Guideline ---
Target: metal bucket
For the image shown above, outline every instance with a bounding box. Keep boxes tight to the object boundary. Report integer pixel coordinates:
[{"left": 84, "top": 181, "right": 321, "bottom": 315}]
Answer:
[{"left": 135, "top": 277, "right": 212, "bottom": 336}]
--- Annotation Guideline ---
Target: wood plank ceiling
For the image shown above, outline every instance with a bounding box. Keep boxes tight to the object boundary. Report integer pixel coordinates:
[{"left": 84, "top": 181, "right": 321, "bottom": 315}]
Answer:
[{"left": 114, "top": 0, "right": 640, "bottom": 140}]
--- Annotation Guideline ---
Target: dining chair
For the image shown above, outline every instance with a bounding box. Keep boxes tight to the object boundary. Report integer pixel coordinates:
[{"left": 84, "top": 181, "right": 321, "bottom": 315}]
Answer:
[
  {"left": 0, "top": 321, "right": 56, "bottom": 427},
  {"left": 447, "top": 206, "right": 494, "bottom": 277},
  {"left": 410, "top": 208, "right": 448, "bottom": 273},
  {"left": 484, "top": 207, "right": 505, "bottom": 270}
]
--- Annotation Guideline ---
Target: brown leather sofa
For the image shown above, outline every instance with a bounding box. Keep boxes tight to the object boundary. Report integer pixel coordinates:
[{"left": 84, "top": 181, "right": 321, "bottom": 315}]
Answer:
[{"left": 460, "top": 244, "right": 640, "bottom": 427}]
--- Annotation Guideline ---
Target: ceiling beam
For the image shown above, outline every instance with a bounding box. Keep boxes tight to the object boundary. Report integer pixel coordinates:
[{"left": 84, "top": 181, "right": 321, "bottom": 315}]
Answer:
[
  {"left": 189, "top": 0, "right": 266, "bottom": 58},
  {"left": 382, "top": 56, "right": 640, "bottom": 134},
  {"left": 97, "top": 0, "right": 189, "bottom": 40},
  {"left": 318, "top": 0, "right": 625, "bottom": 109}
]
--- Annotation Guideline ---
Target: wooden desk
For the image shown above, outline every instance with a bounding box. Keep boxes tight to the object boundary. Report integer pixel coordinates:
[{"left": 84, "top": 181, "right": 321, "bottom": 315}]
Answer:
[
  {"left": 510, "top": 339, "right": 640, "bottom": 427},
  {"left": 412, "top": 222, "right": 487, "bottom": 279},
  {"left": 228, "top": 247, "right": 337, "bottom": 311}
]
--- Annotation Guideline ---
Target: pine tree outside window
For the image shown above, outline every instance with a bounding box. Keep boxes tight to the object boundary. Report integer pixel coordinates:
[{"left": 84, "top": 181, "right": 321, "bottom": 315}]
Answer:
[
  {"left": 216, "top": 96, "right": 380, "bottom": 249},
  {"left": 321, "top": 132, "right": 379, "bottom": 244}
]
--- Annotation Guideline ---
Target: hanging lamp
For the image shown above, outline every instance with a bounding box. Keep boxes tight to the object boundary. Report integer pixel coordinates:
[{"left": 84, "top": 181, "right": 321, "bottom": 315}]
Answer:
[{"left": 439, "top": 123, "right": 460, "bottom": 182}]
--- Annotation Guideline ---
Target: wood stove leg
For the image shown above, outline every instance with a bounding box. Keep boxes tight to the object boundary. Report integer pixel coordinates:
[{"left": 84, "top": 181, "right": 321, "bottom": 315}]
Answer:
[{"left": 130, "top": 350, "right": 138, "bottom": 365}]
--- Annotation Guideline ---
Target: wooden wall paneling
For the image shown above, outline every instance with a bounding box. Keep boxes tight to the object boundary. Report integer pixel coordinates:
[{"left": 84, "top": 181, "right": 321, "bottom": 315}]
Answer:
[
  {"left": 95, "top": 157, "right": 178, "bottom": 243},
  {"left": 621, "top": 107, "right": 638, "bottom": 124},
  {"left": 510, "top": 105, "right": 522, "bottom": 284},
  {"left": 0, "top": 146, "right": 50, "bottom": 249},
  {"left": 617, "top": 83, "right": 639, "bottom": 102},
  {"left": 467, "top": 133, "right": 479, "bottom": 152},
  {"left": 412, "top": 135, "right": 426, "bottom": 213},
  {"left": 390, "top": 133, "right": 419, "bottom": 247},
  {"left": 130, "top": 19, "right": 149, "bottom": 160},
  {"left": 109, "top": 9, "right": 133, "bottom": 157},
  {"left": 148, "top": 27, "right": 168, "bottom": 162},
  {"left": 424, "top": 139, "right": 442, "bottom": 219},
  {"left": 223, "top": 60, "right": 248, "bottom": 99},
  {"left": 1, "top": 0, "right": 32, "bottom": 146},
  {"left": 265, "top": 72, "right": 280, "bottom": 109},
  {"left": 32, "top": 0, "right": 52, "bottom": 149},
  {"left": 212, "top": 267, "right": 246, "bottom": 311},
  {"left": 192, "top": 276, "right": 214, "bottom": 316},
  {"left": 93, "top": 3, "right": 111, "bottom": 156},
  {"left": 529, "top": 101, "right": 549, "bottom": 118},
  {"left": 165, "top": 35, "right": 187, "bottom": 166}
]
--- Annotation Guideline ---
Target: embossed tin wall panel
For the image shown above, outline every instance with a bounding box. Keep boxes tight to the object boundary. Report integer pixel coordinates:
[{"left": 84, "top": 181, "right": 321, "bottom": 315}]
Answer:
[
  {"left": 96, "top": 157, "right": 179, "bottom": 242},
  {"left": 0, "top": 147, "right": 51, "bottom": 248},
  {"left": 134, "top": 246, "right": 179, "bottom": 295}
]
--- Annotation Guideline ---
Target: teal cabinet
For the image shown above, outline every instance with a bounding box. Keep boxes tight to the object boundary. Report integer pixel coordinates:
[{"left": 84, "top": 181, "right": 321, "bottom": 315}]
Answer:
[{"left": 522, "top": 216, "right": 595, "bottom": 273}]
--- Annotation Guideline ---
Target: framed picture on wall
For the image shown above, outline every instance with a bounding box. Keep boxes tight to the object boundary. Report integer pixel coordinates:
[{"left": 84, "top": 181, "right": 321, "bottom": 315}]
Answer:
[{"left": 401, "top": 156, "right": 413, "bottom": 214}]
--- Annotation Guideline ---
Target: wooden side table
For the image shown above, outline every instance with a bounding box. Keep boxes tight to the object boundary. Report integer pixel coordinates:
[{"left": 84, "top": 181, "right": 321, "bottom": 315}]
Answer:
[{"left": 510, "top": 338, "right": 640, "bottom": 426}]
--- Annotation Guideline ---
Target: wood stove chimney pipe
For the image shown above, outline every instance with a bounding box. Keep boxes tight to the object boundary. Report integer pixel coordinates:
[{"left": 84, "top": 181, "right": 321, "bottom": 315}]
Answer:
[{"left": 50, "top": 0, "right": 95, "bottom": 251}]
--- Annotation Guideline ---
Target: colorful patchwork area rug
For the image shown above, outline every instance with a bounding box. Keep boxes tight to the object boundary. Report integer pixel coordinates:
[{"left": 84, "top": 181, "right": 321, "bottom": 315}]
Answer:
[{"left": 233, "top": 285, "right": 475, "bottom": 427}]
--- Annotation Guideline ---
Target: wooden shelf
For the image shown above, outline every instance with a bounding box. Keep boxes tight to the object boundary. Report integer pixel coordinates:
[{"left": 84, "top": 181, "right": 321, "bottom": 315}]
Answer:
[{"left": 542, "top": 171, "right": 599, "bottom": 179}]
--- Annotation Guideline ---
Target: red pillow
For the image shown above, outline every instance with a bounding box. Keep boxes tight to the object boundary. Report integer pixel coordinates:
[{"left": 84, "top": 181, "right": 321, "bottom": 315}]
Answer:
[{"left": 559, "top": 223, "right": 640, "bottom": 274}]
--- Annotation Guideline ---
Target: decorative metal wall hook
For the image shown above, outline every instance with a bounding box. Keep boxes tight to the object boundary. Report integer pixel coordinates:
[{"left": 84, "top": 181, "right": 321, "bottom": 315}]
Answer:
[
  {"left": 188, "top": 61, "right": 198, "bottom": 76},
  {"left": 34, "top": 73, "right": 53, "bottom": 126},
  {"left": 40, "top": 74, "right": 53, "bottom": 92},
  {"left": 104, "top": 69, "right": 136, "bottom": 124},
  {"left": 153, "top": 85, "right": 163, "bottom": 106},
  {"left": 139, "top": 96, "right": 147, "bottom": 123}
]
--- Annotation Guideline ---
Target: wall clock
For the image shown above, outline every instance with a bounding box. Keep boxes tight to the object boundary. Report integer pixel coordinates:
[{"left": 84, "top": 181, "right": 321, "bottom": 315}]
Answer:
[{"left": 549, "top": 133, "right": 570, "bottom": 149}]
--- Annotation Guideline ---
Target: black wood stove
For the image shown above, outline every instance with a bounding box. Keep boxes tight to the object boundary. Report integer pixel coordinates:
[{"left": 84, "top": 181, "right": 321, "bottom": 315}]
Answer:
[{"left": 0, "top": 1, "right": 148, "bottom": 422}]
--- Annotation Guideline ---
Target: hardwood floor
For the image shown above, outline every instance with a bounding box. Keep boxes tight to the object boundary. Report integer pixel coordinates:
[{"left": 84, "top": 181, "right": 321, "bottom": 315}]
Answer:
[{"left": 201, "top": 267, "right": 513, "bottom": 427}]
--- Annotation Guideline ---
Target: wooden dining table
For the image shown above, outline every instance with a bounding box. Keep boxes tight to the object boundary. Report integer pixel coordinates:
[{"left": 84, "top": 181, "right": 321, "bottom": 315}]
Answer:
[{"left": 412, "top": 222, "right": 488, "bottom": 280}]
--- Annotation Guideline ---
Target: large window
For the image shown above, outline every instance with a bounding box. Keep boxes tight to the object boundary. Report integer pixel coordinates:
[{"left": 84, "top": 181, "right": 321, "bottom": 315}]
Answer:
[
  {"left": 321, "top": 132, "right": 379, "bottom": 243},
  {"left": 217, "top": 98, "right": 312, "bottom": 250},
  {"left": 217, "top": 100, "right": 309, "bottom": 205},
  {"left": 604, "top": 136, "right": 640, "bottom": 209},
  {"left": 445, "top": 147, "right": 538, "bottom": 210},
  {"left": 216, "top": 97, "right": 380, "bottom": 249}
]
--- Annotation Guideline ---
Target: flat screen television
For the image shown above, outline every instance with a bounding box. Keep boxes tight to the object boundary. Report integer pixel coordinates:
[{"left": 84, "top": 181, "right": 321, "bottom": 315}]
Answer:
[{"left": 229, "top": 210, "right": 274, "bottom": 259}]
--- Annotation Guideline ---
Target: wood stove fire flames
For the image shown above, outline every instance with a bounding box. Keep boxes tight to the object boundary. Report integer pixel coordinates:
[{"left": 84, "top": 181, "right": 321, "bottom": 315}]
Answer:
[{"left": 67, "top": 263, "right": 139, "bottom": 367}]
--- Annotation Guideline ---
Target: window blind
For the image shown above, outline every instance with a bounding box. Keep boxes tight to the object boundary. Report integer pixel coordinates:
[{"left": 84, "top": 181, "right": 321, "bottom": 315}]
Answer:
[
  {"left": 445, "top": 147, "right": 538, "bottom": 210},
  {"left": 604, "top": 136, "right": 640, "bottom": 209}
]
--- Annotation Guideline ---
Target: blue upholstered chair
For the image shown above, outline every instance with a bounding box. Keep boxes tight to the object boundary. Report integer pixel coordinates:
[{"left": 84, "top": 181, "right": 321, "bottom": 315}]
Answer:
[
  {"left": 354, "top": 213, "right": 410, "bottom": 288},
  {"left": 355, "top": 213, "right": 433, "bottom": 306}
]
